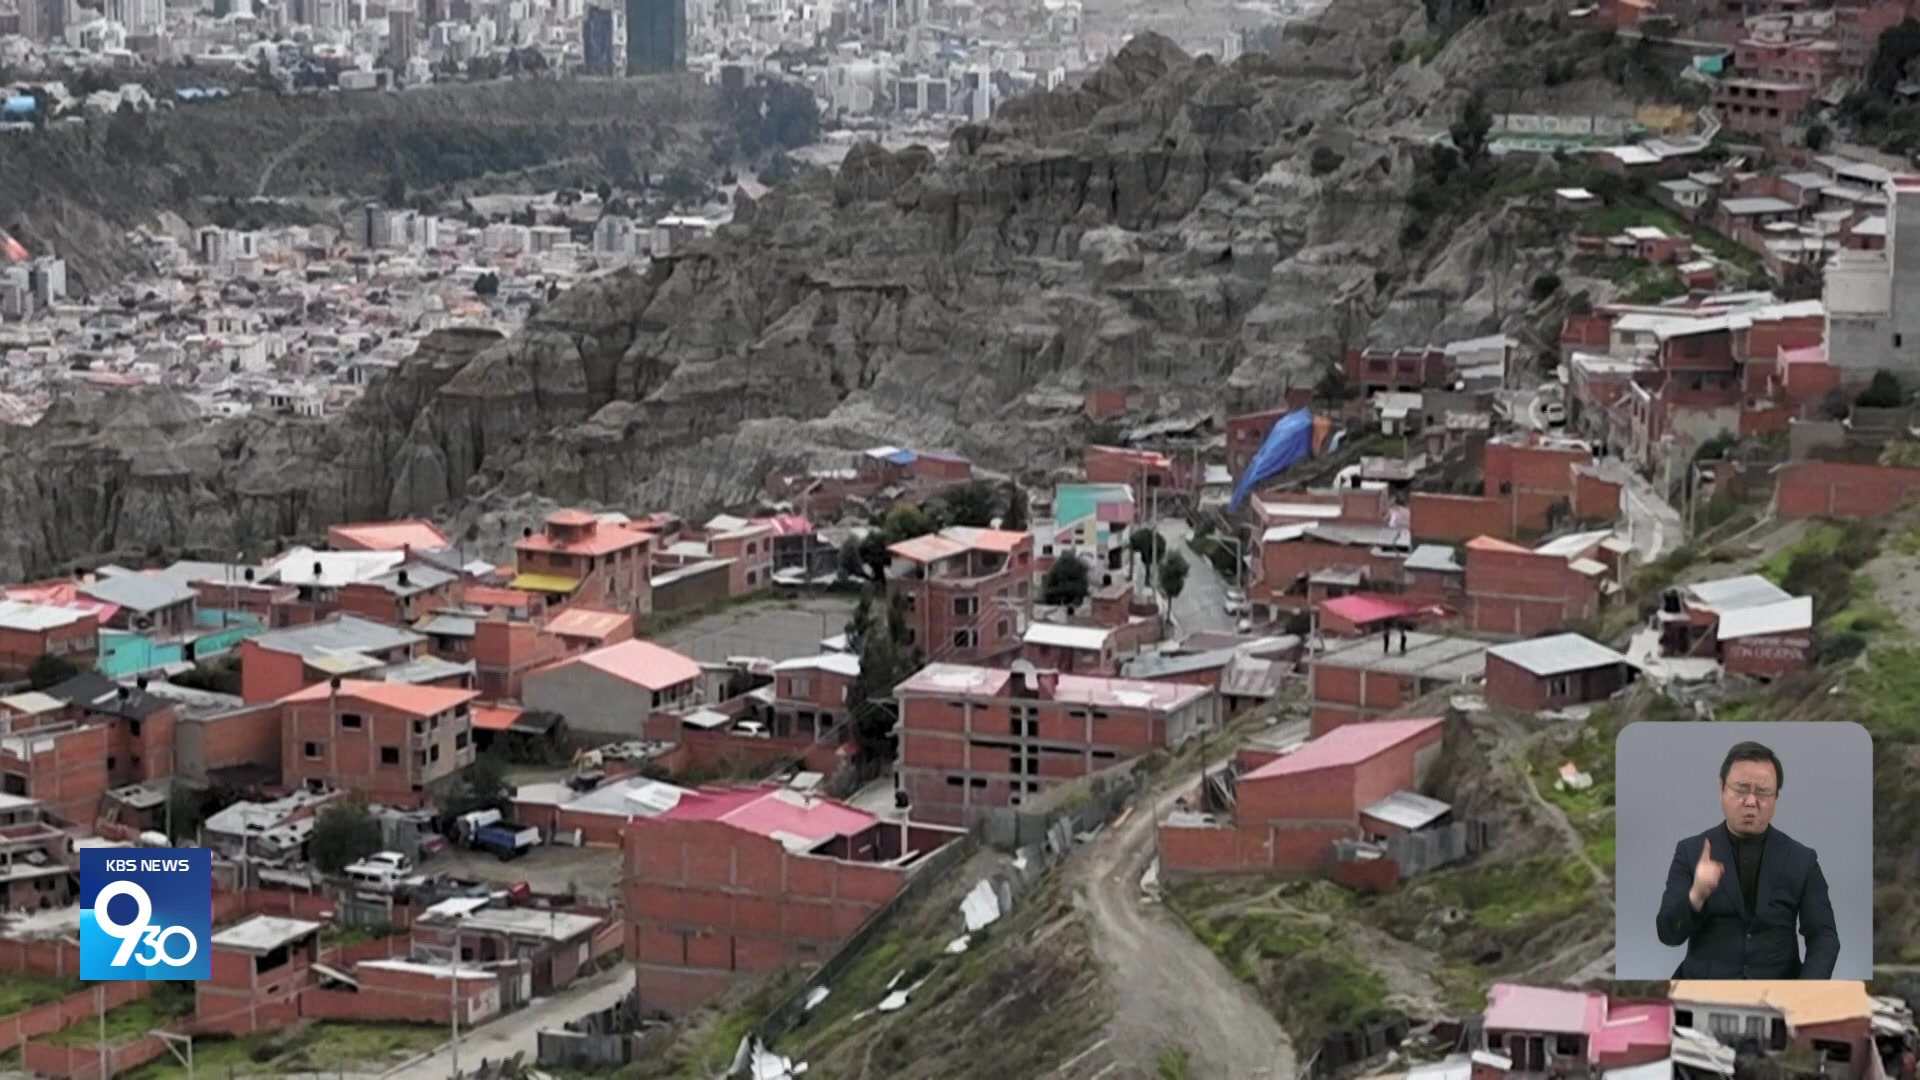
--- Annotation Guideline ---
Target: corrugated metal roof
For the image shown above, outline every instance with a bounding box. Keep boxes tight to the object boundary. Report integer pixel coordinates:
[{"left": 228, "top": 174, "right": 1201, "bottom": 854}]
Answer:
[
  {"left": 1716, "top": 595, "right": 1813, "bottom": 640},
  {"left": 1360, "top": 790, "right": 1451, "bottom": 830},
  {"left": 1683, "top": 574, "right": 1791, "bottom": 613},
  {"left": 1488, "top": 633, "right": 1628, "bottom": 677},
  {"left": 1243, "top": 717, "right": 1443, "bottom": 781}
]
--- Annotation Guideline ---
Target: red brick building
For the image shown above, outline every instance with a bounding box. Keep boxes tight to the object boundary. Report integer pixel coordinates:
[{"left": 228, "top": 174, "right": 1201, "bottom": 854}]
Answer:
[
  {"left": 1720, "top": 597, "right": 1814, "bottom": 679},
  {"left": 196, "top": 916, "right": 322, "bottom": 1036},
  {"left": 1774, "top": 461, "right": 1920, "bottom": 520},
  {"left": 1733, "top": 38, "right": 1840, "bottom": 87},
  {"left": 239, "top": 615, "right": 427, "bottom": 704},
  {"left": 1250, "top": 522, "right": 1410, "bottom": 616},
  {"left": 512, "top": 509, "right": 654, "bottom": 619},
  {"left": 1409, "top": 437, "right": 1620, "bottom": 544},
  {"left": 0, "top": 602, "right": 98, "bottom": 683},
  {"left": 1020, "top": 622, "right": 1119, "bottom": 674},
  {"left": 1084, "top": 445, "right": 1186, "bottom": 500},
  {"left": 1307, "top": 632, "right": 1487, "bottom": 736},
  {"left": 887, "top": 527, "right": 1033, "bottom": 664},
  {"left": 624, "top": 784, "right": 964, "bottom": 1015},
  {"left": 1159, "top": 716, "right": 1447, "bottom": 874},
  {"left": 1483, "top": 634, "right": 1635, "bottom": 713},
  {"left": 895, "top": 663, "right": 1217, "bottom": 826},
  {"left": 280, "top": 680, "right": 478, "bottom": 802},
  {"left": 767, "top": 653, "right": 860, "bottom": 741},
  {"left": 1712, "top": 79, "right": 1814, "bottom": 134},
  {"left": 333, "top": 564, "right": 461, "bottom": 628},
  {"left": 1463, "top": 534, "right": 1616, "bottom": 638},
  {"left": 1343, "top": 346, "right": 1454, "bottom": 394}
]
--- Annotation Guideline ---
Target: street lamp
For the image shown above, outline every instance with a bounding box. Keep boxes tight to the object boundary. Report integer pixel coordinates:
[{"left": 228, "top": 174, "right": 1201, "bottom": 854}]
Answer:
[{"left": 448, "top": 914, "right": 465, "bottom": 1079}]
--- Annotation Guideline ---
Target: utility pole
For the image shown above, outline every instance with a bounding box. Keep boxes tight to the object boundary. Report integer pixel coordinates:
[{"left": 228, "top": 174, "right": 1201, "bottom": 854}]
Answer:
[{"left": 449, "top": 918, "right": 463, "bottom": 1080}]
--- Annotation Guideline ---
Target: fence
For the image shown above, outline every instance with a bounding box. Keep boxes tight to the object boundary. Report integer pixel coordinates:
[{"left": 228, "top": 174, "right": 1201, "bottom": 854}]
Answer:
[
  {"left": 746, "top": 834, "right": 979, "bottom": 1046},
  {"left": 972, "top": 767, "right": 1148, "bottom": 852},
  {"left": 0, "top": 938, "right": 82, "bottom": 978},
  {"left": 537, "top": 996, "right": 649, "bottom": 1070},
  {"left": 1329, "top": 818, "right": 1502, "bottom": 885},
  {"left": 1301, "top": 1014, "right": 1412, "bottom": 1078},
  {"left": 0, "top": 981, "right": 152, "bottom": 1055},
  {"left": 22, "top": 1032, "right": 169, "bottom": 1080}
]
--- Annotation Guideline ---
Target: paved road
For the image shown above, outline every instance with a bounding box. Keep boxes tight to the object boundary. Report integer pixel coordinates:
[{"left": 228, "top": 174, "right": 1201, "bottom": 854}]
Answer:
[
  {"left": 382, "top": 964, "right": 634, "bottom": 1080},
  {"left": 1080, "top": 751, "right": 1294, "bottom": 1078},
  {"left": 1138, "top": 520, "right": 1236, "bottom": 636},
  {"left": 1599, "top": 462, "right": 1684, "bottom": 561}
]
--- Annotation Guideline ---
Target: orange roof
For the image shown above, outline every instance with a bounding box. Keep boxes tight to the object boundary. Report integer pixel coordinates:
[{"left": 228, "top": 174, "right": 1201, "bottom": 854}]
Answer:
[
  {"left": 566, "top": 639, "right": 701, "bottom": 691},
  {"left": 283, "top": 679, "right": 479, "bottom": 717},
  {"left": 888, "top": 526, "right": 1029, "bottom": 563},
  {"left": 516, "top": 520, "right": 651, "bottom": 557},
  {"left": 327, "top": 519, "right": 451, "bottom": 552},
  {"left": 470, "top": 704, "right": 523, "bottom": 731},
  {"left": 547, "top": 509, "right": 597, "bottom": 527},
  {"left": 1465, "top": 536, "right": 1531, "bottom": 555},
  {"left": 544, "top": 607, "right": 631, "bottom": 641},
  {"left": 465, "top": 586, "right": 535, "bottom": 609},
  {"left": 1669, "top": 981, "right": 1870, "bottom": 1027}
]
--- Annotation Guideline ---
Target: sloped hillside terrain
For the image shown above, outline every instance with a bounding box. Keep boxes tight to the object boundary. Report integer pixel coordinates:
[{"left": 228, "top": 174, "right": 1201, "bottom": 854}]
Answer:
[
  {"left": 1, "top": 0, "right": 1649, "bottom": 579},
  {"left": 1, "top": 77, "right": 720, "bottom": 288}
]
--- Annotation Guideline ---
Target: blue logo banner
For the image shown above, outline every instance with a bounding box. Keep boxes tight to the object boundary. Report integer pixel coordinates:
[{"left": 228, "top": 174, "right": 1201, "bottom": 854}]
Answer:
[{"left": 80, "top": 848, "right": 212, "bottom": 981}]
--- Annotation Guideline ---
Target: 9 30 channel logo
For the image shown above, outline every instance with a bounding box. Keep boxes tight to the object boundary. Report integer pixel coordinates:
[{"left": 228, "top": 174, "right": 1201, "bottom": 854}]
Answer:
[{"left": 79, "top": 848, "right": 211, "bottom": 981}]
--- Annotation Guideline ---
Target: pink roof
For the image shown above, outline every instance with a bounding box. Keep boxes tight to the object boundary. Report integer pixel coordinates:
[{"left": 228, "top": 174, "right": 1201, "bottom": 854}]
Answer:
[
  {"left": 1592, "top": 1001, "right": 1673, "bottom": 1061},
  {"left": 1243, "top": 718, "right": 1444, "bottom": 781},
  {"left": 894, "top": 663, "right": 1015, "bottom": 698},
  {"left": 547, "top": 509, "right": 597, "bottom": 527},
  {"left": 465, "top": 586, "right": 535, "bottom": 609},
  {"left": 516, "top": 521, "right": 650, "bottom": 557},
  {"left": 1051, "top": 674, "right": 1209, "bottom": 711},
  {"left": 888, "top": 533, "right": 969, "bottom": 563},
  {"left": 894, "top": 664, "right": 1203, "bottom": 712},
  {"left": 543, "top": 607, "right": 630, "bottom": 641},
  {"left": 750, "top": 515, "right": 815, "bottom": 537},
  {"left": 1094, "top": 502, "right": 1136, "bottom": 524},
  {"left": 1779, "top": 344, "right": 1827, "bottom": 367},
  {"left": 283, "top": 679, "right": 479, "bottom": 717},
  {"left": 327, "top": 519, "right": 451, "bottom": 552},
  {"left": 1321, "top": 593, "right": 1419, "bottom": 625},
  {"left": 661, "top": 785, "right": 876, "bottom": 845},
  {"left": 1466, "top": 536, "right": 1531, "bottom": 555},
  {"left": 569, "top": 639, "right": 700, "bottom": 691},
  {"left": 1483, "top": 983, "right": 1607, "bottom": 1037}
]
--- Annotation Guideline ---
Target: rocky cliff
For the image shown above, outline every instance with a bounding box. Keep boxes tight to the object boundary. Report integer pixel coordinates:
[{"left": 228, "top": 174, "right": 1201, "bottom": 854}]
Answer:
[{"left": 0, "top": 0, "right": 1614, "bottom": 580}]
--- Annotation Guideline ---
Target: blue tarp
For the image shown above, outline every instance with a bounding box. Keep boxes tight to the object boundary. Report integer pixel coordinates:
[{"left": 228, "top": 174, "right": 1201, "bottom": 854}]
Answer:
[
  {"left": 1228, "top": 410, "right": 1314, "bottom": 512},
  {"left": 884, "top": 448, "right": 917, "bottom": 466},
  {"left": 1, "top": 95, "right": 36, "bottom": 117}
]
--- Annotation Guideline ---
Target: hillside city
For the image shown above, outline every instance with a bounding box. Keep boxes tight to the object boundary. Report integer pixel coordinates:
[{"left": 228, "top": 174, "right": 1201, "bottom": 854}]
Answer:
[{"left": 4, "top": 0, "right": 1920, "bottom": 1072}]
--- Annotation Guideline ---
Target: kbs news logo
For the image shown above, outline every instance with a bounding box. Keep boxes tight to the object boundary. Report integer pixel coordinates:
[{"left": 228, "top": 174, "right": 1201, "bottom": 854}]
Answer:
[{"left": 79, "top": 849, "right": 212, "bottom": 981}]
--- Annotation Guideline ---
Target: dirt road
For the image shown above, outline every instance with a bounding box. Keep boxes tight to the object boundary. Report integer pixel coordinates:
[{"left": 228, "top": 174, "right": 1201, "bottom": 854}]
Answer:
[{"left": 1079, "top": 766, "right": 1295, "bottom": 1079}]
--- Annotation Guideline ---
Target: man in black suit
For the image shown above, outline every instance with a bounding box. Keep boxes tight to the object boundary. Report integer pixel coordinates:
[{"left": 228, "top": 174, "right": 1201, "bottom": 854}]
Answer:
[{"left": 1655, "top": 740, "right": 1839, "bottom": 979}]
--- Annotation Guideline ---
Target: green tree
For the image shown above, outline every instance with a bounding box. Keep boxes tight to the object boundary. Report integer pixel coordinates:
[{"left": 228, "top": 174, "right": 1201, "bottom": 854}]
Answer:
[
  {"left": 445, "top": 755, "right": 511, "bottom": 817},
  {"left": 881, "top": 504, "right": 935, "bottom": 544},
  {"left": 1858, "top": 370, "right": 1906, "bottom": 407},
  {"left": 1450, "top": 91, "right": 1493, "bottom": 164},
  {"left": 1160, "top": 551, "right": 1190, "bottom": 601},
  {"left": 384, "top": 173, "right": 407, "bottom": 208},
  {"left": 1804, "top": 122, "right": 1831, "bottom": 152},
  {"left": 1129, "top": 528, "right": 1167, "bottom": 567},
  {"left": 27, "top": 653, "right": 78, "bottom": 690},
  {"left": 1003, "top": 484, "right": 1030, "bottom": 531},
  {"left": 1042, "top": 556, "right": 1091, "bottom": 608},
  {"left": 941, "top": 482, "right": 998, "bottom": 528},
  {"left": 166, "top": 785, "right": 209, "bottom": 844},
  {"left": 473, "top": 271, "right": 500, "bottom": 297},
  {"left": 1869, "top": 20, "right": 1920, "bottom": 96},
  {"left": 858, "top": 530, "right": 891, "bottom": 581},
  {"left": 309, "top": 799, "right": 384, "bottom": 874},
  {"left": 838, "top": 535, "right": 866, "bottom": 582},
  {"left": 846, "top": 588, "right": 916, "bottom": 764}
]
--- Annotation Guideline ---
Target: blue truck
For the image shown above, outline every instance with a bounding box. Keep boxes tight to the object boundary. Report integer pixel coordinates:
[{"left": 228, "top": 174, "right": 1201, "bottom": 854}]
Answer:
[{"left": 456, "top": 809, "right": 541, "bottom": 861}]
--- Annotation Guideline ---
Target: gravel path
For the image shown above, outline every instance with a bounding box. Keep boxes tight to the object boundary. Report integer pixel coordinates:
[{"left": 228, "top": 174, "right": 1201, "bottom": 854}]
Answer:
[{"left": 1078, "top": 763, "right": 1295, "bottom": 1079}]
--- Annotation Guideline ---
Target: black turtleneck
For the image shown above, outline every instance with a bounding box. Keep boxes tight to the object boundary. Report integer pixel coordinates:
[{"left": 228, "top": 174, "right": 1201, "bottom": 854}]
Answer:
[{"left": 1727, "top": 828, "right": 1766, "bottom": 916}]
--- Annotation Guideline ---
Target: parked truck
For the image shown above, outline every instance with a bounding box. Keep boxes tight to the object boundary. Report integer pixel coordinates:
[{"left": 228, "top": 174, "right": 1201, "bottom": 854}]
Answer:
[{"left": 455, "top": 809, "right": 541, "bottom": 862}]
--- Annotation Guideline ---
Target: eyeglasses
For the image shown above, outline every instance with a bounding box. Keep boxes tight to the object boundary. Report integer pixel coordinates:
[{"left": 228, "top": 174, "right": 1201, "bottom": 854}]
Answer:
[{"left": 1725, "top": 783, "right": 1777, "bottom": 803}]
